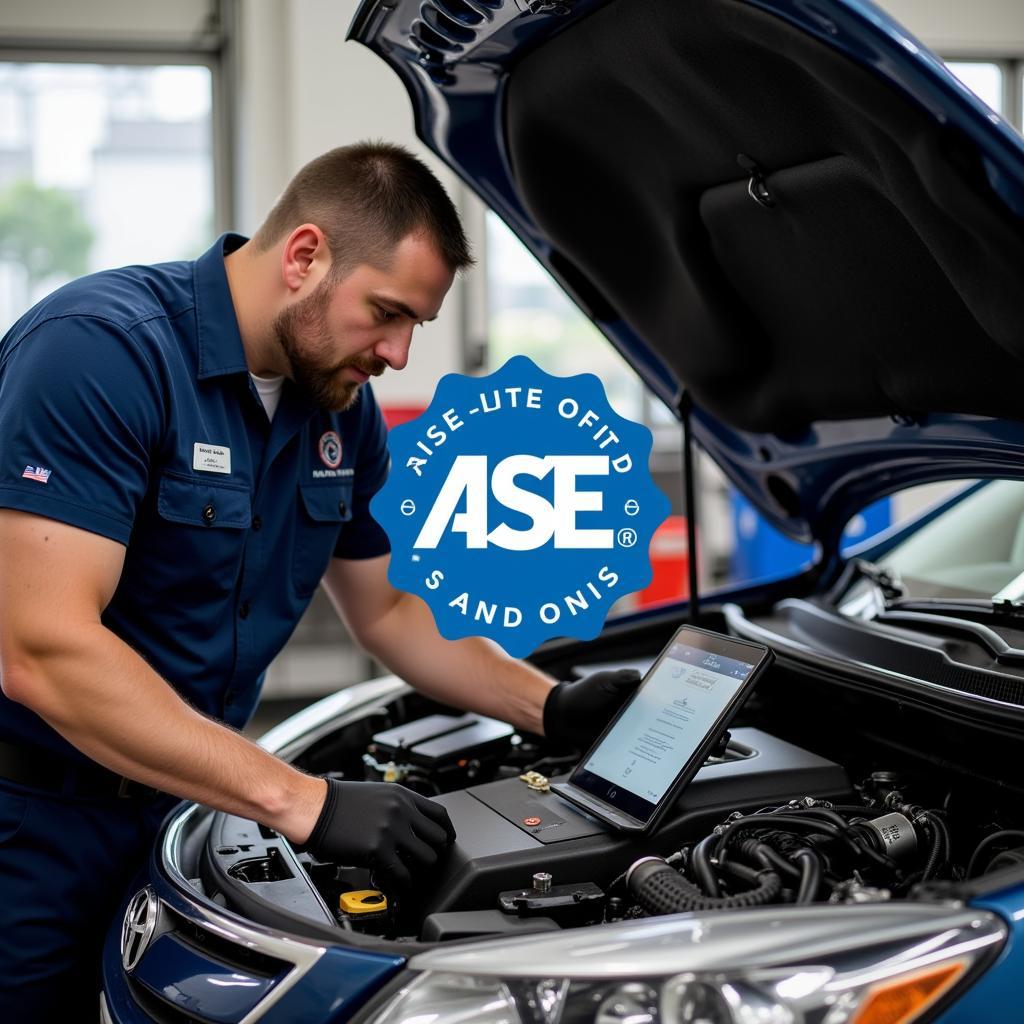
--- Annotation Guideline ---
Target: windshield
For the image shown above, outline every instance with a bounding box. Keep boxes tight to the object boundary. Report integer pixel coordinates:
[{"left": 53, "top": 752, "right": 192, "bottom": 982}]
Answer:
[{"left": 867, "top": 480, "right": 1024, "bottom": 601}]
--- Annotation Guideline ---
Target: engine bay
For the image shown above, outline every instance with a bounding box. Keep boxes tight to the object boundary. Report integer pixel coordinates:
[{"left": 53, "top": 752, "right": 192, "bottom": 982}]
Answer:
[{"left": 196, "top": 656, "right": 1024, "bottom": 947}]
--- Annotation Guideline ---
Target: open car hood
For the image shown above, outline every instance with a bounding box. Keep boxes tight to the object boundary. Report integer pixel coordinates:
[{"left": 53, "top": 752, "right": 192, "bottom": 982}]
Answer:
[{"left": 349, "top": 0, "right": 1024, "bottom": 550}]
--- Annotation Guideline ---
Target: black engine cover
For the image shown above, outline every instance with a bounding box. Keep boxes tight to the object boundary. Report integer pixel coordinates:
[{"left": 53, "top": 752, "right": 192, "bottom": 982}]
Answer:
[{"left": 423, "top": 728, "right": 849, "bottom": 915}]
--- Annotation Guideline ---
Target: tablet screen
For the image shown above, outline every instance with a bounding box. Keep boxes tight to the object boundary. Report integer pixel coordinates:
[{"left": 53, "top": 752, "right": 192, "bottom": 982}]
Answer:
[{"left": 569, "top": 634, "right": 759, "bottom": 823}]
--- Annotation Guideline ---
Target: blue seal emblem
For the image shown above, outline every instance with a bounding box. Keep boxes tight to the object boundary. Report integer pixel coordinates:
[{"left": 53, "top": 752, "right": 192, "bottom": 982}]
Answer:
[{"left": 371, "top": 356, "right": 670, "bottom": 656}]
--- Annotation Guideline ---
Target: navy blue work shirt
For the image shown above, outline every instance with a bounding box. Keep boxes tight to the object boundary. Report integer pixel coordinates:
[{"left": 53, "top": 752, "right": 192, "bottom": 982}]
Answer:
[{"left": 0, "top": 234, "right": 391, "bottom": 760}]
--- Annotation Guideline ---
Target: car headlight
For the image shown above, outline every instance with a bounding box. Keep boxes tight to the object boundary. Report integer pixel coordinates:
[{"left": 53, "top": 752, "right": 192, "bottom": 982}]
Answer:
[{"left": 359, "top": 904, "right": 1004, "bottom": 1024}]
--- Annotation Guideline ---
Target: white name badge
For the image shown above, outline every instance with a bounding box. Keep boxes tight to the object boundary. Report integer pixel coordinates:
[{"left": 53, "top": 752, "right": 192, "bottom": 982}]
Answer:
[{"left": 193, "top": 442, "right": 231, "bottom": 474}]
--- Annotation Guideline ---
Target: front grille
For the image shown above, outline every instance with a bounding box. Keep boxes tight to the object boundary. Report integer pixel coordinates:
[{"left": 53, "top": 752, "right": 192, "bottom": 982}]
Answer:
[
  {"left": 125, "top": 905, "right": 292, "bottom": 1024},
  {"left": 163, "top": 905, "right": 290, "bottom": 978},
  {"left": 128, "top": 979, "right": 207, "bottom": 1024}
]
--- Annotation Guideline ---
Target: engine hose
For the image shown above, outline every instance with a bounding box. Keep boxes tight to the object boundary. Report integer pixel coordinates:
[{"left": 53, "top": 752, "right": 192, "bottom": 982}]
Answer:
[
  {"left": 919, "top": 813, "right": 946, "bottom": 881},
  {"left": 609, "top": 848, "right": 687, "bottom": 896},
  {"left": 717, "top": 814, "right": 862, "bottom": 862},
  {"left": 720, "top": 861, "right": 774, "bottom": 889},
  {"left": 729, "top": 814, "right": 895, "bottom": 880},
  {"left": 921, "top": 842, "right": 942, "bottom": 882},
  {"left": 793, "top": 849, "right": 822, "bottom": 903},
  {"left": 759, "top": 829, "right": 806, "bottom": 858},
  {"left": 692, "top": 834, "right": 722, "bottom": 897},
  {"left": 627, "top": 857, "right": 781, "bottom": 914},
  {"left": 736, "top": 839, "right": 801, "bottom": 883},
  {"left": 760, "top": 846, "right": 803, "bottom": 884},
  {"left": 929, "top": 812, "right": 952, "bottom": 865},
  {"left": 780, "top": 808, "right": 895, "bottom": 871},
  {"left": 784, "top": 807, "right": 852, "bottom": 831},
  {"left": 786, "top": 810, "right": 899, "bottom": 874}
]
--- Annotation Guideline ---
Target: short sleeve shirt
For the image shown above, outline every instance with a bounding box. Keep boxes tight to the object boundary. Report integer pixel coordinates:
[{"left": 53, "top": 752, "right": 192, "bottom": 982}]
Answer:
[{"left": 0, "top": 234, "right": 391, "bottom": 759}]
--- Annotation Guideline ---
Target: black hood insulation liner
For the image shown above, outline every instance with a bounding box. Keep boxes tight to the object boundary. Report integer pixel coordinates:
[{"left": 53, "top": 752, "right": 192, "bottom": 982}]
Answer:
[{"left": 506, "top": 0, "right": 1024, "bottom": 434}]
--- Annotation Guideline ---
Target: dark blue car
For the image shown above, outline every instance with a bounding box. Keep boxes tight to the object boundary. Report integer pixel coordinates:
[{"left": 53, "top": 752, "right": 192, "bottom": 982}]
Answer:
[{"left": 102, "top": 0, "right": 1024, "bottom": 1020}]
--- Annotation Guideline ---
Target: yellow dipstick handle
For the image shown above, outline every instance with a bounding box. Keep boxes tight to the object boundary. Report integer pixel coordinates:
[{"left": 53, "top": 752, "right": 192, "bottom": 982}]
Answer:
[{"left": 339, "top": 890, "right": 388, "bottom": 914}]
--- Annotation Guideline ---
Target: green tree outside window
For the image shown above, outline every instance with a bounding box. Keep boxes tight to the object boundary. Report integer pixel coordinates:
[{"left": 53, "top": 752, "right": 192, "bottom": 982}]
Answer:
[{"left": 0, "top": 179, "right": 93, "bottom": 309}]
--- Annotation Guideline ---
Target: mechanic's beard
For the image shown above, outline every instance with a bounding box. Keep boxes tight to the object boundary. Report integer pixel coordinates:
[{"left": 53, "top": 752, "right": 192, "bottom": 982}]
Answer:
[{"left": 274, "top": 284, "right": 386, "bottom": 412}]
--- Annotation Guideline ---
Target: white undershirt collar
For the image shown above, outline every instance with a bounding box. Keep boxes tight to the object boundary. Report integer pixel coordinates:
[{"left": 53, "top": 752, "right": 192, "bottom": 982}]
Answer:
[{"left": 250, "top": 371, "right": 285, "bottom": 421}]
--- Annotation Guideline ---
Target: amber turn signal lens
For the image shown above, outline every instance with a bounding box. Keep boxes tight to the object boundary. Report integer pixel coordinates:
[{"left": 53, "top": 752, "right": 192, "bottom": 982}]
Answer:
[{"left": 851, "top": 960, "right": 967, "bottom": 1024}]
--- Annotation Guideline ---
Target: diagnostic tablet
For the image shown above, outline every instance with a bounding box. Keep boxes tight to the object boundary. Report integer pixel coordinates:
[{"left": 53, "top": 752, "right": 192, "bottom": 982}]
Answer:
[{"left": 552, "top": 625, "right": 773, "bottom": 832}]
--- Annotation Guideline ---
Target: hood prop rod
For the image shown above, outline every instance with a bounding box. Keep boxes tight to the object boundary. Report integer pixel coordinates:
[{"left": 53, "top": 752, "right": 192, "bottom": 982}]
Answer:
[{"left": 680, "top": 392, "right": 700, "bottom": 623}]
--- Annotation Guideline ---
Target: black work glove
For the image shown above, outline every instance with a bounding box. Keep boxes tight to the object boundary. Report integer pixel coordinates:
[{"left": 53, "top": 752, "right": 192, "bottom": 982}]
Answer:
[
  {"left": 305, "top": 779, "right": 456, "bottom": 891},
  {"left": 542, "top": 668, "right": 642, "bottom": 749}
]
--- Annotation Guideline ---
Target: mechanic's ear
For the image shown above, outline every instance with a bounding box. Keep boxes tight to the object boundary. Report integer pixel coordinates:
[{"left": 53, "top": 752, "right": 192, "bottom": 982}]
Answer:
[{"left": 281, "top": 224, "right": 328, "bottom": 292}]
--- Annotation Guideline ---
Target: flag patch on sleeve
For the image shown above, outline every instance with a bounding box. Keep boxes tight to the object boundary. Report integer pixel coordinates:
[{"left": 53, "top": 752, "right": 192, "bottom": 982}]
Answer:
[{"left": 21, "top": 465, "right": 51, "bottom": 483}]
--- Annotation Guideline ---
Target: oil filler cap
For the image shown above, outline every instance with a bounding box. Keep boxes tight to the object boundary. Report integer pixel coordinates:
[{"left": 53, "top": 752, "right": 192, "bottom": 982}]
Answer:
[{"left": 339, "top": 890, "right": 388, "bottom": 914}]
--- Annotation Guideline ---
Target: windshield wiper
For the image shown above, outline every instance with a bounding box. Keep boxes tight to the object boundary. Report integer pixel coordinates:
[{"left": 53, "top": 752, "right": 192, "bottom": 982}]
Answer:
[
  {"left": 876, "top": 608, "right": 1024, "bottom": 665},
  {"left": 886, "top": 596, "right": 1024, "bottom": 628},
  {"left": 992, "top": 598, "right": 1024, "bottom": 621},
  {"left": 827, "top": 557, "right": 905, "bottom": 606},
  {"left": 889, "top": 568, "right": 1024, "bottom": 620},
  {"left": 832, "top": 559, "right": 1024, "bottom": 623}
]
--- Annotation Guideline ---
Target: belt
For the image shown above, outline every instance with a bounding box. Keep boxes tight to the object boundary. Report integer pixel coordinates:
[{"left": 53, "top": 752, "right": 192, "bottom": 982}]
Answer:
[{"left": 0, "top": 739, "right": 161, "bottom": 800}]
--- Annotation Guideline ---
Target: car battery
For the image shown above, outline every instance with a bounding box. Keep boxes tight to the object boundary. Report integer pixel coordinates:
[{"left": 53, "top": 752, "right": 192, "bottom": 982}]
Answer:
[{"left": 368, "top": 714, "right": 515, "bottom": 785}]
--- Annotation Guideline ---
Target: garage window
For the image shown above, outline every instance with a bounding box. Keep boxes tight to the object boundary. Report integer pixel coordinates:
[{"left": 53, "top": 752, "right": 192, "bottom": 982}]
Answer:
[{"left": 0, "top": 60, "right": 215, "bottom": 331}]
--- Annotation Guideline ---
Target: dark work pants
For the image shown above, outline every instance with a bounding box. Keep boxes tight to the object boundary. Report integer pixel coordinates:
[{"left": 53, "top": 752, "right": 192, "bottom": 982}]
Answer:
[{"left": 0, "top": 777, "right": 179, "bottom": 1021}]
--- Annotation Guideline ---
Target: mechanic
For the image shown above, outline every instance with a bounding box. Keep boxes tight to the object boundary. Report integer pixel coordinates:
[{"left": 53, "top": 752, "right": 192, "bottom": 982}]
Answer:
[{"left": 0, "top": 141, "right": 639, "bottom": 1018}]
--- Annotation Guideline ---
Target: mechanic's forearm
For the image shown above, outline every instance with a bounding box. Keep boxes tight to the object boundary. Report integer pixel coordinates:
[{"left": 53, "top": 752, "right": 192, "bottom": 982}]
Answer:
[
  {"left": 361, "top": 593, "right": 556, "bottom": 734},
  {"left": 3, "top": 622, "right": 325, "bottom": 843}
]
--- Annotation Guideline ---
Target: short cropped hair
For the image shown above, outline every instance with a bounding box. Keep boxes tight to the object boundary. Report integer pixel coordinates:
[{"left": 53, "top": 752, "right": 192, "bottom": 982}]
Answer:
[{"left": 252, "top": 141, "right": 473, "bottom": 276}]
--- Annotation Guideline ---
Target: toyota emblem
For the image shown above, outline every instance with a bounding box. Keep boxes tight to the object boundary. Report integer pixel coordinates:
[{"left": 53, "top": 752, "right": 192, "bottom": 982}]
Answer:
[{"left": 121, "top": 886, "right": 159, "bottom": 972}]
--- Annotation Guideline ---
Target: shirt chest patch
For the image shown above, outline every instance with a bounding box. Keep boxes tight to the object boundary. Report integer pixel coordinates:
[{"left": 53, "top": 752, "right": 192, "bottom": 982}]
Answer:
[
  {"left": 318, "top": 430, "right": 343, "bottom": 468},
  {"left": 311, "top": 429, "right": 354, "bottom": 479},
  {"left": 193, "top": 442, "right": 232, "bottom": 474}
]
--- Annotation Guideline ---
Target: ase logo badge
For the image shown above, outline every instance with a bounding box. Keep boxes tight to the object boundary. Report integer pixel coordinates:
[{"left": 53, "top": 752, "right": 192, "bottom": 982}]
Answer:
[{"left": 371, "top": 356, "right": 669, "bottom": 656}]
